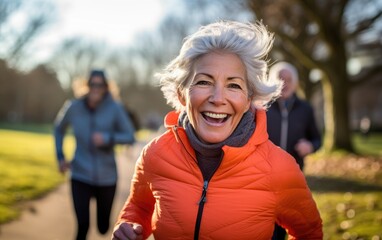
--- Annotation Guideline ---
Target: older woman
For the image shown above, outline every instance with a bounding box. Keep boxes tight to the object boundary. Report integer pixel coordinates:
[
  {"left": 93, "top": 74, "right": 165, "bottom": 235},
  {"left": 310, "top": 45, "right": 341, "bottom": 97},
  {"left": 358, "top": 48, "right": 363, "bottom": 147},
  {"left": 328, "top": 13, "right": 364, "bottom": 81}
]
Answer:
[{"left": 112, "top": 21, "right": 322, "bottom": 240}]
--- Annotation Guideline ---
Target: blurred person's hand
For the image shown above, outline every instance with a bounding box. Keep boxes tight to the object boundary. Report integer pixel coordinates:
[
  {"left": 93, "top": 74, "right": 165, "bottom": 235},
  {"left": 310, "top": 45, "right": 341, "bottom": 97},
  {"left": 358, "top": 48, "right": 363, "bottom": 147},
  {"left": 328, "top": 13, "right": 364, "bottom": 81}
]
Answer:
[
  {"left": 112, "top": 222, "right": 143, "bottom": 240},
  {"left": 295, "top": 139, "right": 314, "bottom": 158},
  {"left": 92, "top": 132, "right": 105, "bottom": 147},
  {"left": 58, "top": 160, "right": 70, "bottom": 174}
]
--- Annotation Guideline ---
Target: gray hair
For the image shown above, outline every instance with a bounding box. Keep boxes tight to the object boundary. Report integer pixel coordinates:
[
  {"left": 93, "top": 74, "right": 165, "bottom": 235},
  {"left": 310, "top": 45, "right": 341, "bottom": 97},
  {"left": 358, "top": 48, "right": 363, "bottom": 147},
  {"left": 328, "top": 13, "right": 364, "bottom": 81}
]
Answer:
[
  {"left": 156, "top": 20, "right": 283, "bottom": 111},
  {"left": 268, "top": 61, "right": 299, "bottom": 84}
]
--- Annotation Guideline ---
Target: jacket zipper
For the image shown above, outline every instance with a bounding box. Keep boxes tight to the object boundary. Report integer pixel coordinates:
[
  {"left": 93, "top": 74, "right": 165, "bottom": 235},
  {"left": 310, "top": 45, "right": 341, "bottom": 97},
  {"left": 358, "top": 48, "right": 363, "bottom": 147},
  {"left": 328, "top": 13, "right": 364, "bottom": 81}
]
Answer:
[
  {"left": 194, "top": 180, "right": 208, "bottom": 240},
  {"left": 89, "top": 109, "right": 98, "bottom": 184},
  {"left": 173, "top": 126, "right": 223, "bottom": 240},
  {"left": 193, "top": 154, "right": 222, "bottom": 240}
]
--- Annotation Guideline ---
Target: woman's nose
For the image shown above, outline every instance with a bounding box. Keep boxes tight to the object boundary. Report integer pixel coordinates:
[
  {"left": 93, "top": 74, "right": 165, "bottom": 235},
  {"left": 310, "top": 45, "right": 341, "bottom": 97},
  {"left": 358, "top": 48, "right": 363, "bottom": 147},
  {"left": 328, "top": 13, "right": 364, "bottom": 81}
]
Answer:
[{"left": 209, "top": 86, "right": 225, "bottom": 105}]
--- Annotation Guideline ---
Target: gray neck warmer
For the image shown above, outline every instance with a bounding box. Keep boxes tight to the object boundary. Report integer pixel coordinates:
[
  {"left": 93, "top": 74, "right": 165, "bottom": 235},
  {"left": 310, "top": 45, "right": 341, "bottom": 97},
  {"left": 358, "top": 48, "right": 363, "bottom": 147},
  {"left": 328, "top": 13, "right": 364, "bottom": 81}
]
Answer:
[{"left": 179, "top": 111, "right": 256, "bottom": 180}]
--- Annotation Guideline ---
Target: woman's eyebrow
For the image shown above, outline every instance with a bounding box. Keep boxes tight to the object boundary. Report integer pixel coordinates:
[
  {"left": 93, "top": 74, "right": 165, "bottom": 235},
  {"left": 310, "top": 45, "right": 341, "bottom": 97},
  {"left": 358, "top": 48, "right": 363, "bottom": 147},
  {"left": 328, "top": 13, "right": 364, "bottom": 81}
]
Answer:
[
  {"left": 195, "top": 73, "right": 245, "bottom": 81},
  {"left": 227, "top": 76, "right": 245, "bottom": 81},
  {"left": 194, "top": 73, "right": 213, "bottom": 78}
]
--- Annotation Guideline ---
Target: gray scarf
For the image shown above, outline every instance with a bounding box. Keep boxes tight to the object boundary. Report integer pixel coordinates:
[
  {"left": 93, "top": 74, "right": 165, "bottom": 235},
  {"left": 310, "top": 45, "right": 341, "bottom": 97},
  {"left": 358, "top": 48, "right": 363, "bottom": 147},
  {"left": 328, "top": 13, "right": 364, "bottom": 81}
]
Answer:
[{"left": 179, "top": 111, "right": 256, "bottom": 180}]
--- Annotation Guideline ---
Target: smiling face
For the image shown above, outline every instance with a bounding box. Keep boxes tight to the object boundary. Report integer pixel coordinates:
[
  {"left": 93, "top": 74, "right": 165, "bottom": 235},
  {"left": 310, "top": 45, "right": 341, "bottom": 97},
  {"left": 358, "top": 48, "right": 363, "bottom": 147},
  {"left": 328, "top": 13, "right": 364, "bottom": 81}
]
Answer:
[{"left": 179, "top": 52, "right": 251, "bottom": 144}]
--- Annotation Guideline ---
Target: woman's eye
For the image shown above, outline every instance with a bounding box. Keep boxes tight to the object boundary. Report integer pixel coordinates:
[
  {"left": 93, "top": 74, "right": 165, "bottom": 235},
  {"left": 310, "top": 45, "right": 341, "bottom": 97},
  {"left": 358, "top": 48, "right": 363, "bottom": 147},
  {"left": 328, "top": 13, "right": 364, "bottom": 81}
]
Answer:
[
  {"left": 194, "top": 80, "right": 210, "bottom": 86},
  {"left": 228, "top": 83, "right": 242, "bottom": 89}
]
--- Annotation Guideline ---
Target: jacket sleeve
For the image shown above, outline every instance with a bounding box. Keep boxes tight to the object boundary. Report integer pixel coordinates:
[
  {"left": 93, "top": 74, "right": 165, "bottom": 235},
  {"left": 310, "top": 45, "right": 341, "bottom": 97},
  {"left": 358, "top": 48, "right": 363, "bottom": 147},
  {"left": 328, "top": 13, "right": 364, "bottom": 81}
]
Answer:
[
  {"left": 53, "top": 100, "right": 72, "bottom": 161},
  {"left": 272, "top": 149, "right": 323, "bottom": 239},
  {"left": 107, "top": 103, "right": 136, "bottom": 145},
  {"left": 115, "top": 149, "right": 155, "bottom": 239}
]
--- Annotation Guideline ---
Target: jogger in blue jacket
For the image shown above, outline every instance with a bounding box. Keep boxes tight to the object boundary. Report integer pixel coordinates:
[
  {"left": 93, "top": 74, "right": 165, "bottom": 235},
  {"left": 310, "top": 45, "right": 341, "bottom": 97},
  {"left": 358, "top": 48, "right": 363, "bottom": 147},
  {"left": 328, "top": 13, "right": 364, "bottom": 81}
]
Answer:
[{"left": 54, "top": 69, "right": 135, "bottom": 240}]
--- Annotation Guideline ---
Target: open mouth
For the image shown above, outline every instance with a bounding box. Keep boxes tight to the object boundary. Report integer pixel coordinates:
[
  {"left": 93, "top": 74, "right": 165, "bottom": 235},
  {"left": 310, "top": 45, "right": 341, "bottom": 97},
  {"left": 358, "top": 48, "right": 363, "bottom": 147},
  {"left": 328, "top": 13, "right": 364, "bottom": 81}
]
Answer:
[{"left": 202, "top": 112, "right": 229, "bottom": 124}]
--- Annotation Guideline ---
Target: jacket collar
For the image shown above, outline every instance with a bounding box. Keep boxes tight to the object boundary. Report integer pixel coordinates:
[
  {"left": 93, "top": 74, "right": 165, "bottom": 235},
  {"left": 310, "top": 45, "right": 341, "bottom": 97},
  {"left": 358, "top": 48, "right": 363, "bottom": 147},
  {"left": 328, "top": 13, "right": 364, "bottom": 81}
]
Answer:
[
  {"left": 164, "top": 109, "right": 269, "bottom": 165},
  {"left": 82, "top": 92, "right": 112, "bottom": 111}
]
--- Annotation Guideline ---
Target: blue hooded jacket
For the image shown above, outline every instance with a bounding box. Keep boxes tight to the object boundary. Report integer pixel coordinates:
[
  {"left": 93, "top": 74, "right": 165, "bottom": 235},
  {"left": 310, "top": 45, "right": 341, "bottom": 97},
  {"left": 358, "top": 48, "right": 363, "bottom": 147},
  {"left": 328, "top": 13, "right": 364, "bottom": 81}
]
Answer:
[{"left": 54, "top": 93, "right": 136, "bottom": 186}]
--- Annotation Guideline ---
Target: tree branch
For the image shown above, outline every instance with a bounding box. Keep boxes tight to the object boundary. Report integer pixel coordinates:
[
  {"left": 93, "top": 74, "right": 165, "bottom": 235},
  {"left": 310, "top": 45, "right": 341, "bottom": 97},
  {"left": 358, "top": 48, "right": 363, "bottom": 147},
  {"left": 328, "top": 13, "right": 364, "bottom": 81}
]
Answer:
[
  {"left": 347, "top": 10, "right": 382, "bottom": 39},
  {"left": 336, "top": 0, "right": 349, "bottom": 30},
  {"left": 296, "top": 0, "right": 330, "bottom": 42},
  {"left": 273, "top": 29, "right": 328, "bottom": 72}
]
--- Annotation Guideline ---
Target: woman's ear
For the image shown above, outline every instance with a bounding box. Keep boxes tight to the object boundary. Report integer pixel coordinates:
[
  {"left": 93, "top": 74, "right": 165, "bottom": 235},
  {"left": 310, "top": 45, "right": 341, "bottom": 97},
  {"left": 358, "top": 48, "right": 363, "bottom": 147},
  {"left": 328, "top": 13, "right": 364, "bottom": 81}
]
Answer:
[
  {"left": 245, "top": 98, "right": 251, "bottom": 112},
  {"left": 244, "top": 94, "right": 254, "bottom": 111},
  {"left": 177, "top": 89, "right": 186, "bottom": 106}
]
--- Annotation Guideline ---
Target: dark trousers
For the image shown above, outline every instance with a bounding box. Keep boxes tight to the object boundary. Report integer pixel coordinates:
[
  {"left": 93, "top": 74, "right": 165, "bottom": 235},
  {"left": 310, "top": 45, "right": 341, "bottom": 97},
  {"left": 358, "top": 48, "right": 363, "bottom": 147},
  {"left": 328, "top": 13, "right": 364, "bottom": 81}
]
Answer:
[
  {"left": 272, "top": 223, "right": 287, "bottom": 240},
  {"left": 71, "top": 179, "right": 116, "bottom": 240}
]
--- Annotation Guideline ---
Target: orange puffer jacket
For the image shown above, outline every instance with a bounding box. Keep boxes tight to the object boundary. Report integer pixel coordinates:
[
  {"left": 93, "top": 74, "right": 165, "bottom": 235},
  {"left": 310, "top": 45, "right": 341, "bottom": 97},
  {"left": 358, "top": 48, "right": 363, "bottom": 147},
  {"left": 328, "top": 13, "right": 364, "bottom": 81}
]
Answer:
[{"left": 116, "top": 110, "right": 323, "bottom": 240}]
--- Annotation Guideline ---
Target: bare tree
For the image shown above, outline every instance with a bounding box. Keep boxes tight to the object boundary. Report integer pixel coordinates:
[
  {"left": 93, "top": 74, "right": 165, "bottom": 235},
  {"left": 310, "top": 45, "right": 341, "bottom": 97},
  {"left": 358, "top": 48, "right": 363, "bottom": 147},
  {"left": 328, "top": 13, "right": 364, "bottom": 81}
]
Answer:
[
  {"left": 23, "top": 65, "right": 66, "bottom": 122},
  {"left": 248, "top": 0, "right": 382, "bottom": 152},
  {"left": 0, "top": 0, "right": 55, "bottom": 68},
  {"left": 0, "top": 0, "right": 21, "bottom": 25},
  {"left": 48, "top": 38, "right": 112, "bottom": 90}
]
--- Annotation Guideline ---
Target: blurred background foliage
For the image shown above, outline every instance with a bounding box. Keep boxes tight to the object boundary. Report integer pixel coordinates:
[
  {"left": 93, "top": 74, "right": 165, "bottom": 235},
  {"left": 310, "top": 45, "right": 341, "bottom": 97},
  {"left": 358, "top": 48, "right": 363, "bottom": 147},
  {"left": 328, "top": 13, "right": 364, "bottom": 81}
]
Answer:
[{"left": 1, "top": 0, "right": 381, "bottom": 153}]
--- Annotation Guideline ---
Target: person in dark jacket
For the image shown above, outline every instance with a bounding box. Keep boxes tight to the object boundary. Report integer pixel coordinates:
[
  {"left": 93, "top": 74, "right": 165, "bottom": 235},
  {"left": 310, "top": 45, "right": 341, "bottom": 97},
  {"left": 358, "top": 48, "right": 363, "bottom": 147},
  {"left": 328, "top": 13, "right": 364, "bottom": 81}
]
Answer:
[
  {"left": 267, "top": 62, "right": 322, "bottom": 240},
  {"left": 54, "top": 69, "right": 136, "bottom": 240}
]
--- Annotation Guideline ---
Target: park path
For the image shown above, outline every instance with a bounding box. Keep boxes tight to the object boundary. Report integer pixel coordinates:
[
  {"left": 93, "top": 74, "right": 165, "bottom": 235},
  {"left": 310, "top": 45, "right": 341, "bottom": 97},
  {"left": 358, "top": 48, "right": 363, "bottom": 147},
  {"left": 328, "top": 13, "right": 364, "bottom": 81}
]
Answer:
[{"left": 0, "top": 140, "right": 154, "bottom": 240}]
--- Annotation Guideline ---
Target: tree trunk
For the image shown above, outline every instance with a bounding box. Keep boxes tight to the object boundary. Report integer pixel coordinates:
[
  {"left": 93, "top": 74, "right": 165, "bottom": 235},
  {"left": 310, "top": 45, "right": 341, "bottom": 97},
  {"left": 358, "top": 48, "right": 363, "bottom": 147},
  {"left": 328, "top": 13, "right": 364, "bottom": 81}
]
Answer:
[
  {"left": 328, "top": 67, "right": 354, "bottom": 152},
  {"left": 321, "top": 75, "right": 335, "bottom": 151}
]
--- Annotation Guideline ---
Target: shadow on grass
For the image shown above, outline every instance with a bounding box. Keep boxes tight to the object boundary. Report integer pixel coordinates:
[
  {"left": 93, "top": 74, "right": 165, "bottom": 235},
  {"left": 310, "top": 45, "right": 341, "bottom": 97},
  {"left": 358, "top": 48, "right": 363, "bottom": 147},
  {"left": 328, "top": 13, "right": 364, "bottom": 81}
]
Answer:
[
  {"left": 306, "top": 175, "right": 382, "bottom": 193},
  {"left": 0, "top": 122, "right": 53, "bottom": 134}
]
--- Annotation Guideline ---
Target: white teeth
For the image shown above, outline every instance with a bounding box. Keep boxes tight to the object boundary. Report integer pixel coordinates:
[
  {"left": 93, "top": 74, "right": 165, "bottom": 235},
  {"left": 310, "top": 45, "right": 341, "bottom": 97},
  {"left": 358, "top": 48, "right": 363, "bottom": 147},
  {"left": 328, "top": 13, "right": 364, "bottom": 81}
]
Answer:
[{"left": 204, "top": 112, "right": 227, "bottom": 119}]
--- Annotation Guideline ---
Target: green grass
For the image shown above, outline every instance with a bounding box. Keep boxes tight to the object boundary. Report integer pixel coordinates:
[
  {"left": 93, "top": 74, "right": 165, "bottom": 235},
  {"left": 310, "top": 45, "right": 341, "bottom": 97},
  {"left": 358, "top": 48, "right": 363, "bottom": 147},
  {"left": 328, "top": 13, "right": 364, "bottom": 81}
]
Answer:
[
  {"left": 0, "top": 129, "right": 74, "bottom": 224},
  {"left": 312, "top": 192, "right": 382, "bottom": 240},
  {"left": 353, "top": 132, "right": 382, "bottom": 157},
  {"left": 0, "top": 122, "right": 54, "bottom": 134},
  {"left": 305, "top": 132, "right": 382, "bottom": 239}
]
